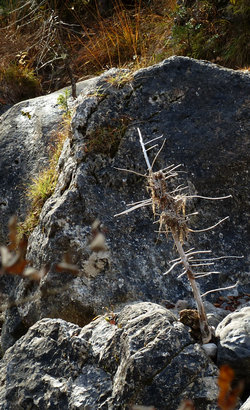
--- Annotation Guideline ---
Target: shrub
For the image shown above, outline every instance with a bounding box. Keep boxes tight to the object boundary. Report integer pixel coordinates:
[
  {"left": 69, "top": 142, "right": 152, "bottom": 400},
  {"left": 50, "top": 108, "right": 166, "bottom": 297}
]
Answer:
[
  {"left": 0, "top": 63, "right": 41, "bottom": 103},
  {"left": 57, "top": 89, "right": 72, "bottom": 118},
  {"left": 0, "top": 0, "right": 248, "bottom": 105},
  {"left": 172, "top": 0, "right": 250, "bottom": 68}
]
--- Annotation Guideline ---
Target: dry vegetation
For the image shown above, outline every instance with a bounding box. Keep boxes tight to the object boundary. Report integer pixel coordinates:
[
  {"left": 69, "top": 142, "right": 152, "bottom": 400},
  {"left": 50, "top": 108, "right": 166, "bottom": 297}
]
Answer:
[
  {"left": 0, "top": 0, "right": 248, "bottom": 106},
  {"left": 17, "top": 120, "right": 70, "bottom": 238},
  {"left": 115, "top": 129, "right": 237, "bottom": 344}
]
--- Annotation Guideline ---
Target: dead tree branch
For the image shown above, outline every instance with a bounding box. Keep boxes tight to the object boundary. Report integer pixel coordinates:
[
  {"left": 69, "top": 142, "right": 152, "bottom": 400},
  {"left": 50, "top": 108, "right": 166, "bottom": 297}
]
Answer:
[{"left": 115, "top": 128, "right": 240, "bottom": 344}]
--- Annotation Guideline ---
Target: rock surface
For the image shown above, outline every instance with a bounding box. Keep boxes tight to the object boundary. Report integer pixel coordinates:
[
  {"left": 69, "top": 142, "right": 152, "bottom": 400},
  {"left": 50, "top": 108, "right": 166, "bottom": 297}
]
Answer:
[
  {"left": 216, "top": 306, "right": 250, "bottom": 391},
  {"left": 0, "top": 92, "right": 61, "bottom": 244},
  {"left": 1, "top": 57, "right": 249, "bottom": 345},
  {"left": 18, "top": 57, "right": 249, "bottom": 326},
  {"left": 0, "top": 302, "right": 219, "bottom": 409},
  {"left": 239, "top": 396, "right": 250, "bottom": 410},
  {"left": 0, "top": 57, "right": 249, "bottom": 410},
  {"left": 0, "top": 79, "right": 98, "bottom": 244}
]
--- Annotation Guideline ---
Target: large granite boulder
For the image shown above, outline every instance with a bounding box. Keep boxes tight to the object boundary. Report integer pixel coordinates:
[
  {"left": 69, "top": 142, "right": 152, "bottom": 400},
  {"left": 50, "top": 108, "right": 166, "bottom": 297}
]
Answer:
[
  {"left": 1, "top": 57, "right": 249, "bottom": 341},
  {"left": 0, "top": 302, "right": 219, "bottom": 409}
]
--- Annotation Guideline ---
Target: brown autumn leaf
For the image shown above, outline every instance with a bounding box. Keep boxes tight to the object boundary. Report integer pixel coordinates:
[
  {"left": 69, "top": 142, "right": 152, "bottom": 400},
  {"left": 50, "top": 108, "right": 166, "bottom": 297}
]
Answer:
[
  {"left": 89, "top": 232, "right": 107, "bottom": 252},
  {"left": 3, "top": 233, "right": 28, "bottom": 275},
  {"left": 131, "top": 406, "right": 156, "bottom": 410},
  {"left": 55, "top": 252, "right": 79, "bottom": 275},
  {"left": 55, "top": 261, "right": 79, "bottom": 274},
  {"left": 89, "top": 219, "right": 108, "bottom": 252},
  {"left": 0, "top": 245, "right": 27, "bottom": 276}
]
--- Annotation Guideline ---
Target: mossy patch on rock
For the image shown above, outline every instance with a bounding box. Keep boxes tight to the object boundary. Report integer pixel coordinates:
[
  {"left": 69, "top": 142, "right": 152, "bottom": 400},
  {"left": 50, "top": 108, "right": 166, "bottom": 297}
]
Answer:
[{"left": 85, "top": 116, "right": 131, "bottom": 158}]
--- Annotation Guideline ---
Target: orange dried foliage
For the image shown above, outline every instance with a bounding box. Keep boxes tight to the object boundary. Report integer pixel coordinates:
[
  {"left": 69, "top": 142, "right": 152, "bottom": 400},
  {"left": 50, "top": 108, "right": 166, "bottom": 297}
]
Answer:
[
  {"left": 0, "top": 216, "right": 28, "bottom": 276},
  {"left": 218, "top": 365, "right": 244, "bottom": 410},
  {"left": 1, "top": 217, "right": 45, "bottom": 280},
  {"left": 71, "top": 0, "right": 175, "bottom": 77}
]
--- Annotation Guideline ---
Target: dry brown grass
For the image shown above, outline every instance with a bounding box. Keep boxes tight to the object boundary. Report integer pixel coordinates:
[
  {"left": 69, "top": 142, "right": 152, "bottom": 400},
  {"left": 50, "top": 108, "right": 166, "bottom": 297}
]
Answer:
[
  {"left": 0, "top": 0, "right": 248, "bottom": 104},
  {"left": 71, "top": 0, "right": 176, "bottom": 76},
  {"left": 0, "top": 1, "right": 176, "bottom": 102}
]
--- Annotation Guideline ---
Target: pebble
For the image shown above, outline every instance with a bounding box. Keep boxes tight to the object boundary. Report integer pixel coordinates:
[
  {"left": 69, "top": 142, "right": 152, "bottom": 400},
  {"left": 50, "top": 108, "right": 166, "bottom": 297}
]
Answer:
[{"left": 201, "top": 343, "right": 217, "bottom": 359}]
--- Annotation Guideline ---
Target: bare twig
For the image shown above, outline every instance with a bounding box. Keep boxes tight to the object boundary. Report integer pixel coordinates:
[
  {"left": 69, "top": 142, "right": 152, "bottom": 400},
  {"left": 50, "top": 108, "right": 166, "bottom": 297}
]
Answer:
[
  {"left": 144, "top": 135, "right": 164, "bottom": 145},
  {"left": 163, "top": 260, "right": 183, "bottom": 275},
  {"left": 3, "top": 0, "right": 46, "bottom": 29},
  {"left": 188, "top": 216, "right": 229, "bottom": 233},
  {"left": 6, "top": 0, "right": 33, "bottom": 14},
  {"left": 126, "top": 198, "right": 152, "bottom": 206},
  {"left": 171, "top": 230, "right": 211, "bottom": 343},
  {"left": 113, "top": 167, "right": 146, "bottom": 177},
  {"left": 114, "top": 200, "right": 152, "bottom": 217},
  {"left": 169, "top": 248, "right": 195, "bottom": 263},
  {"left": 201, "top": 282, "right": 239, "bottom": 298},
  {"left": 162, "top": 164, "right": 183, "bottom": 175},
  {"left": 138, "top": 128, "right": 152, "bottom": 171},
  {"left": 146, "top": 143, "right": 159, "bottom": 152},
  {"left": 190, "top": 262, "right": 215, "bottom": 267},
  {"left": 189, "top": 255, "right": 244, "bottom": 262},
  {"left": 151, "top": 139, "right": 166, "bottom": 169},
  {"left": 185, "top": 250, "right": 212, "bottom": 257},
  {"left": 185, "top": 194, "right": 232, "bottom": 200},
  {"left": 194, "top": 272, "right": 221, "bottom": 279}
]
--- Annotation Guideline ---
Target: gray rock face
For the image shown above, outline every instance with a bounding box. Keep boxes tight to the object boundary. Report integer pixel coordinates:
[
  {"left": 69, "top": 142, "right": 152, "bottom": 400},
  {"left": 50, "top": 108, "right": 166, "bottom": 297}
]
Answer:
[
  {"left": 0, "top": 78, "right": 98, "bottom": 244},
  {"left": 16, "top": 56, "right": 248, "bottom": 327},
  {"left": 1, "top": 57, "right": 249, "bottom": 343},
  {"left": 0, "top": 302, "right": 219, "bottom": 409},
  {"left": 216, "top": 306, "right": 250, "bottom": 390},
  {"left": 0, "top": 88, "right": 71, "bottom": 353},
  {"left": 0, "top": 93, "right": 62, "bottom": 244}
]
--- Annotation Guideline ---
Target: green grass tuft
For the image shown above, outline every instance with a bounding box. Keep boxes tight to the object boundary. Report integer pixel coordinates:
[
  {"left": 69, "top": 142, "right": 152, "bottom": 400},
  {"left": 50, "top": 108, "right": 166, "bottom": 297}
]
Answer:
[{"left": 18, "top": 125, "right": 69, "bottom": 239}]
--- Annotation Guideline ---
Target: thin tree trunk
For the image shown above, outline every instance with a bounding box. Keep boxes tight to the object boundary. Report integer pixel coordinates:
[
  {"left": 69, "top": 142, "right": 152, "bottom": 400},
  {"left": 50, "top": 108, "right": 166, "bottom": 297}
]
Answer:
[{"left": 172, "top": 230, "right": 211, "bottom": 343}]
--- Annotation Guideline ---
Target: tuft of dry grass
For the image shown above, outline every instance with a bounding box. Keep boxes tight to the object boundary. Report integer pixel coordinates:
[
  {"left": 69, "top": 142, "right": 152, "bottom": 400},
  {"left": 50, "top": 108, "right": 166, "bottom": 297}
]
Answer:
[
  {"left": 0, "top": 63, "right": 41, "bottom": 103},
  {"left": 71, "top": 0, "right": 176, "bottom": 76},
  {"left": 1, "top": 0, "right": 247, "bottom": 105},
  {"left": 18, "top": 123, "right": 69, "bottom": 238}
]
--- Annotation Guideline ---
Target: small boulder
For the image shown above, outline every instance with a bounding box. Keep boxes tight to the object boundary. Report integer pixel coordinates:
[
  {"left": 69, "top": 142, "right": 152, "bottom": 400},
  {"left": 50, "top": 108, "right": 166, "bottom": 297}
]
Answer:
[{"left": 216, "top": 306, "right": 250, "bottom": 392}]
